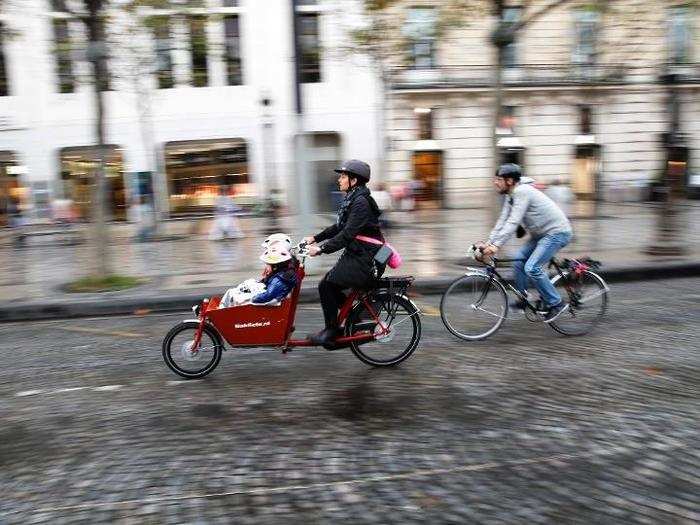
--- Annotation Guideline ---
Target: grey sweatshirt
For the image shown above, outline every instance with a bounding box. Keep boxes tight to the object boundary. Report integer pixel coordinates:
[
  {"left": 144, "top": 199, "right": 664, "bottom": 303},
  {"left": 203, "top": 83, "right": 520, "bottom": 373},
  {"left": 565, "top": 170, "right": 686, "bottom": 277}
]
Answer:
[{"left": 487, "top": 178, "right": 572, "bottom": 247}]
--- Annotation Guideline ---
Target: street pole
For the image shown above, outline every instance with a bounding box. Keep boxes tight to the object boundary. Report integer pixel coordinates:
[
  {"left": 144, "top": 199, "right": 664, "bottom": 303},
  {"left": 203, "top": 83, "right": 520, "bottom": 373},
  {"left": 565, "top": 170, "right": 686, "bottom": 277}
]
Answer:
[
  {"left": 645, "top": 72, "right": 687, "bottom": 257},
  {"left": 291, "top": 0, "right": 313, "bottom": 238}
]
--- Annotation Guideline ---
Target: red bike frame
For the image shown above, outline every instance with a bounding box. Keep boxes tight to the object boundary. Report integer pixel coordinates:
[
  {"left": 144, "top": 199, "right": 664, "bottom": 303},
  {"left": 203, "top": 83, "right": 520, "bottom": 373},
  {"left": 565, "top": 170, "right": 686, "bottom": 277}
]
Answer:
[{"left": 190, "top": 263, "right": 388, "bottom": 352}]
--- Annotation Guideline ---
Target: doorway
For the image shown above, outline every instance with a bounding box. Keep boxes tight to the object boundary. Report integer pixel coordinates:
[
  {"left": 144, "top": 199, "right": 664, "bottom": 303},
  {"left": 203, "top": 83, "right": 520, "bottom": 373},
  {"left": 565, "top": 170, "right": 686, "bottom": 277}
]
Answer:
[{"left": 411, "top": 150, "right": 442, "bottom": 208}]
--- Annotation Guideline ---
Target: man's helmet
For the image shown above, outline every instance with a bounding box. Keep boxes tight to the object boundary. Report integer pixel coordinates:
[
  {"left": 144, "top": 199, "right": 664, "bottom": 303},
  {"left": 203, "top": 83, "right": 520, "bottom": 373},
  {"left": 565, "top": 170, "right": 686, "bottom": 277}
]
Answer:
[
  {"left": 495, "top": 163, "right": 522, "bottom": 181},
  {"left": 334, "top": 159, "right": 371, "bottom": 183},
  {"left": 260, "top": 246, "right": 292, "bottom": 265},
  {"left": 261, "top": 233, "right": 292, "bottom": 250}
]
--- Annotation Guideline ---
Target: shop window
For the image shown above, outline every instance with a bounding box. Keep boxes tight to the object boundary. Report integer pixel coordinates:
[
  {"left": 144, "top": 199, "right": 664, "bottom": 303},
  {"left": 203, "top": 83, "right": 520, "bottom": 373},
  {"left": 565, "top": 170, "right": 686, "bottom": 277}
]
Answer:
[
  {"left": 0, "top": 23, "right": 8, "bottom": 96},
  {"left": 152, "top": 16, "right": 174, "bottom": 89},
  {"left": 59, "top": 146, "right": 127, "bottom": 221},
  {"left": 404, "top": 7, "right": 437, "bottom": 69},
  {"left": 224, "top": 16, "right": 243, "bottom": 85},
  {"left": 165, "top": 139, "right": 249, "bottom": 215},
  {"left": 412, "top": 151, "right": 442, "bottom": 208},
  {"left": 669, "top": 6, "right": 693, "bottom": 64},
  {"left": 573, "top": 8, "right": 599, "bottom": 66},
  {"left": 298, "top": 13, "right": 321, "bottom": 83},
  {"left": 0, "top": 152, "right": 28, "bottom": 227},
  {"left": 189, "top": 16, "right": 209, "bottom": 87}
]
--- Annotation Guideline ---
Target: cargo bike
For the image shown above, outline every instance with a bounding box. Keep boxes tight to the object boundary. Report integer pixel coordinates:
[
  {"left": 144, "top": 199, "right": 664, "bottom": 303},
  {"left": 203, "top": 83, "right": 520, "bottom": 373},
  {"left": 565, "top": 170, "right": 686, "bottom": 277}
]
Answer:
[{"left": 162, "top": 242, "right": 422, "bottom": 378}]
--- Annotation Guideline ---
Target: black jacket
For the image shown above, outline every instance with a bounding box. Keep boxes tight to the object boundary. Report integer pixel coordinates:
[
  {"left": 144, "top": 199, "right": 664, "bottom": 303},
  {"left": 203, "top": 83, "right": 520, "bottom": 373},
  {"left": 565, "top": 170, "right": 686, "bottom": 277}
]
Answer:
[{"left": 315, "top": 186, "right": 384, "bottom": 288}]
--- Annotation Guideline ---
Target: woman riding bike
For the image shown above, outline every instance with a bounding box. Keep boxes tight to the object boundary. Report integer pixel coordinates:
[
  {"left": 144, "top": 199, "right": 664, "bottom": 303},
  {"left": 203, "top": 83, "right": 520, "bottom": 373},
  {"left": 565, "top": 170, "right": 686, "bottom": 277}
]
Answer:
[{"left": 303, "top": 160, "right": 386, "bottom": 347}]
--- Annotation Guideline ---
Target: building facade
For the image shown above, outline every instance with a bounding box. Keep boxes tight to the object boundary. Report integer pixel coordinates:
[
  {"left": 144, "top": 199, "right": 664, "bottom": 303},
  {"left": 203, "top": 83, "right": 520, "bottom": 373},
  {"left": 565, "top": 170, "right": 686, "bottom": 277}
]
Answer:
[
  {"left": 0, "top": 0, "right": 382, "bottom": 225},
  {"left": 382, "top": 0, "right": 700, "bottom": 208}
]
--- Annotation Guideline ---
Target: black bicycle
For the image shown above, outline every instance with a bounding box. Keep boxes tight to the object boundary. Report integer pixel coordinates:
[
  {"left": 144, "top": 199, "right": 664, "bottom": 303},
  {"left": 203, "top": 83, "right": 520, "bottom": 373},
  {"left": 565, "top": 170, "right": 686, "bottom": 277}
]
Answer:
[{"left": 440, "top": 245, "right": 609, "bottom": 340}]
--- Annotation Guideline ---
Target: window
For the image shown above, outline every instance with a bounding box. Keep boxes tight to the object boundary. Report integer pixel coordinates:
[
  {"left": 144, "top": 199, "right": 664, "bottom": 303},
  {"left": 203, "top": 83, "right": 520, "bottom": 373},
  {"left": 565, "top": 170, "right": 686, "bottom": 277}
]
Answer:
[
  {"left": 189, "top": 16, "right": 209, "bottom": 87},
  {"left": 298, "top": 13, "right": 321, "bottom": 83},
  {"left": 0, "top": 23, "right": 8, "bottom": 96},
  {"left": 164, "top": 139, "right": 249, "bottom": 215},
  {"left": 669, "top": 6, "right": 693, "bottom": 64},
  {"left": 224, "top": 16, "right": 243, "bottom": 85},
  {"left": 53, "top": 18, "right": 75, "bottom": 93},
  {"left": 498, "top": 106, "right": 517, "bottom": 135},
  {"left": 152, "top": 17, "right": 174, "bottom": 89},
  {"left": 579, "top": 105, "right": 592, "bottom": 135},
  {"left": 573, "top": 8, "right": 599, "bottom": 65},
  {"left": 502, "top": 7, "right": 521, "bottom": 68},
  {"left": 405, "top": 7, "right": 437, "bottom": 69},
  {"left": 415, "top": 108, "right": 433, "bottom": 140}
]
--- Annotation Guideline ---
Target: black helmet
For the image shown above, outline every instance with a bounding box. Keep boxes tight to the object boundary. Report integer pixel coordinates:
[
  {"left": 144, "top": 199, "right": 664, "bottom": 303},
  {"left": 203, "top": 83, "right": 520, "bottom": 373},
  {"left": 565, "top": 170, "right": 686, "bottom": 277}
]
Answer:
[
  {"left": 496, "top": 163, "right": 522, "bottom": 181},
  {"left": 334, "top": 159, "right": 371, "bottom": 183}
]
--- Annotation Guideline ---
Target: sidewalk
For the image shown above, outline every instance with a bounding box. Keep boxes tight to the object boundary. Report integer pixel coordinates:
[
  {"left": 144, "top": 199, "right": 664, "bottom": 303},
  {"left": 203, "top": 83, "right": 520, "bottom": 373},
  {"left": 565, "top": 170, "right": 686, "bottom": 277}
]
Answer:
[{"left": 1, "top": 202, "right": 699, "bottom": 321}]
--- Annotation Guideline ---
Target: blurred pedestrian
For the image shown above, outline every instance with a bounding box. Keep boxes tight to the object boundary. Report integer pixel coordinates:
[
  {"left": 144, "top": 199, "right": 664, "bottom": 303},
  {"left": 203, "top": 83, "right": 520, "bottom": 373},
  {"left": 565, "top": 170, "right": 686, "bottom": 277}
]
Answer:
[
  {"left": 8, "top": 196, "right": 26, "bottom": 247},
  {"left": 130, "top": 195, "right": 156, "bottom": 242},
  {"left": 209, "top": 185, "right": 244, "bottom": 241},
  {"left": 372, "top": 182, "right": 392, "bottom": 228},
  {"left": 545, "top": 178, "right": 574, "bottom": 217}
]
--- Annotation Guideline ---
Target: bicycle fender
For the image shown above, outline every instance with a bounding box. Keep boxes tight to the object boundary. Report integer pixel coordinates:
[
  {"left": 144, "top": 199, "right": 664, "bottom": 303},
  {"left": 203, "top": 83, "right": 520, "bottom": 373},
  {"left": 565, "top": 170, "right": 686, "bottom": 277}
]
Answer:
[{"left": 465, "top": 267, "right": 489, "bottom": 277}]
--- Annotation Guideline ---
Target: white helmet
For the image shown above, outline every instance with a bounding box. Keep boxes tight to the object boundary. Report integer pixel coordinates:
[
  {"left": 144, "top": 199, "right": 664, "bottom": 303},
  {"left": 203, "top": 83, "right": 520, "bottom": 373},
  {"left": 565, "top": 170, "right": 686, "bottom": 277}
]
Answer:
[
  {"left": 261, "top": 233, "right": 292, "bottom": 250},
  {"left": 260, "top": 246, "right": 292, "bottom": 265}
]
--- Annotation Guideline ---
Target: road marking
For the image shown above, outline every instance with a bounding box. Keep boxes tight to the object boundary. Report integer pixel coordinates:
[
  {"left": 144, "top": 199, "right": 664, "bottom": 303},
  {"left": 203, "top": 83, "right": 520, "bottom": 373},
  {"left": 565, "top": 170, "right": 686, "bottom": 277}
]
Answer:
[
  {"left": 24, "top": 444, "right": 675, "bottom": 515},
  {"left": 93, "top": 385, "right": 122, "bottom": 392},
  {"left": 416, "top": 304, "right": 440, "bottom": 317},
  {"left": 167, "top": 380, "right": 196, "bottom": 386},
  {"left": 15, "top": 390, "right": 42, "bottom": 397},
  {"left": 55, "top": 387, "right": 87, "bottom": 394},
  {"left": 55, "top": 326, "right": 145, "bottom": 338}
]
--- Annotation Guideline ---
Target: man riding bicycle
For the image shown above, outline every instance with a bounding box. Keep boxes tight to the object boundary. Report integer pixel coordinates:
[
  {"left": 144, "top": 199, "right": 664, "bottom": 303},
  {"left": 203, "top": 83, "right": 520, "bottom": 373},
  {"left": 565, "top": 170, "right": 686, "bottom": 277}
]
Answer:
[{"left": 479, "top": 164, "right": 573, "bottom": 322}]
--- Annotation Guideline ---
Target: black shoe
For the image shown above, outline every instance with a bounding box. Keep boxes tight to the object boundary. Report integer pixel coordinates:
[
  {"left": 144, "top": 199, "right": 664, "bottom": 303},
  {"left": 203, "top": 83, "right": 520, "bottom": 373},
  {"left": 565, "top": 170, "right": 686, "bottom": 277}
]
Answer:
[
  {"left": 544, "top": 302, "right": 569, "bottom": 323},
  {"left": 310, "top": 327, "right": 342, "bottom": 347},
  {"left": 509, "top": 298, "right": 527, "bottom": 311}
]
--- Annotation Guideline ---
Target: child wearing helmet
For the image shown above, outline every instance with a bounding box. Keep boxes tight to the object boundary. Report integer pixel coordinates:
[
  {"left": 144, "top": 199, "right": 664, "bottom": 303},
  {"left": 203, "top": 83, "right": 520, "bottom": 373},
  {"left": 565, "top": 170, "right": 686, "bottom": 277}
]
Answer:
[{"left": 251, "top": 245, "right": 298, "bottom": 305}]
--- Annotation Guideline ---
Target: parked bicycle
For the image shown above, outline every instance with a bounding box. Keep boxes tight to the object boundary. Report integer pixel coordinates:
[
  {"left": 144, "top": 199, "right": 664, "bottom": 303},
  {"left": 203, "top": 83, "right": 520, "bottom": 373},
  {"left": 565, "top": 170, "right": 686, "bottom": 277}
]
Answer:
[{"left": 440, "top": 245, "right": 609, "bottom": 340}]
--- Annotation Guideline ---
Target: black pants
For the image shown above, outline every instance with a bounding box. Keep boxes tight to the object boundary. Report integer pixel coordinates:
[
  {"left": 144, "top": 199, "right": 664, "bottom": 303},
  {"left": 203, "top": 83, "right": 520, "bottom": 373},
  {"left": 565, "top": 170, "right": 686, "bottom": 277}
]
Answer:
[{"left": 319, "top": 277, "right": 347, "bottom": 329}]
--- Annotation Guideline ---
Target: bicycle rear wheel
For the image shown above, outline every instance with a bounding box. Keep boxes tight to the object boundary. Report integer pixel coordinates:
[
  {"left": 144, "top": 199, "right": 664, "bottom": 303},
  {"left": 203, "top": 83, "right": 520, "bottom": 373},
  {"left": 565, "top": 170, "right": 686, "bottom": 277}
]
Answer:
[
  {"left": 345, "top": 292, "right": 421, "bottom": 367},
  {"left": 549, "top": 270, "right": 609, "bottom": 336},
  {"left": 440, "top": 274, "right": 508, "bottom": 341}
]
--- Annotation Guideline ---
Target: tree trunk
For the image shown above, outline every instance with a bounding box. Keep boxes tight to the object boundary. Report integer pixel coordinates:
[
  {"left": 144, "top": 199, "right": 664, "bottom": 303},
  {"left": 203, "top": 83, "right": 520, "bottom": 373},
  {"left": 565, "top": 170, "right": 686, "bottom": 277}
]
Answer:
[{"left": 86, "top": 0, "right": 111, "bottom": 277}]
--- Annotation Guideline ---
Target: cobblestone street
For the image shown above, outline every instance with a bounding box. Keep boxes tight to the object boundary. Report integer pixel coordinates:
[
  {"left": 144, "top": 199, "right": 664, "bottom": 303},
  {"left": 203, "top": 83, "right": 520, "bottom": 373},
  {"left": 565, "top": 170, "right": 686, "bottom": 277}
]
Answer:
[{"left": 1, "top": 278, "right": 698, "bottom": 523}]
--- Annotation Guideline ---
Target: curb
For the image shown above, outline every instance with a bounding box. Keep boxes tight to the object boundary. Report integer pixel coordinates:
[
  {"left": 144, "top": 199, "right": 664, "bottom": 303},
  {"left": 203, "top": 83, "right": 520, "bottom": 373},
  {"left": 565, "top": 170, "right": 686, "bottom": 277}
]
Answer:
[{"left": 1, "top": 262, "right": 699, "bottom": 323}]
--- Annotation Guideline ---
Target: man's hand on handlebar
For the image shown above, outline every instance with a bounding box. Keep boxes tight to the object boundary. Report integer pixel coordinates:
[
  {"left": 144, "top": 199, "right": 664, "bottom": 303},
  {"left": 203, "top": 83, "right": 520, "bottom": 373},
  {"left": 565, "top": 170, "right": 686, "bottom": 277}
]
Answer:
[
  {"left": 482, "top": 244, "right": 498, "bottom": 257},
  {"left": 307, "top": 245, "right": 322, "bottom": 257},
  {"left": 302, "top": 236, "right": 315, "bottom": 245}
]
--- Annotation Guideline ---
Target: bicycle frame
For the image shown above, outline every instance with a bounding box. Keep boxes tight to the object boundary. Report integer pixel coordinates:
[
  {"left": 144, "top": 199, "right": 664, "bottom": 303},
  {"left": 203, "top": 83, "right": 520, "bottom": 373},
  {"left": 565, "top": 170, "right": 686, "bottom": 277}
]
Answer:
[
  {"left": 189, "top": 259, "right": 389, "bottom": 352},
  {"left": 470, "top": 257, "right": 579, "bottom": 315}
]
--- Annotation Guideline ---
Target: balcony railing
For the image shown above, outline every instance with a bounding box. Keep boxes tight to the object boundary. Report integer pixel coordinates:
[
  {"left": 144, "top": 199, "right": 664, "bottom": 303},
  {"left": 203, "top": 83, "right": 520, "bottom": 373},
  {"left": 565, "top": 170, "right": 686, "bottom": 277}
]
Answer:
[{"left": 388, "top": 63, "right": 633, "bottom": 90}]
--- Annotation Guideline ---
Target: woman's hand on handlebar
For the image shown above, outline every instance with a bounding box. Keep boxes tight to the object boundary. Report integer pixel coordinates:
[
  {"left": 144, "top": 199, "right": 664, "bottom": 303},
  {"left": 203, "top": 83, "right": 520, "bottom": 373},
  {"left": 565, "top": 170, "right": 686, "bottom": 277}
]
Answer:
[{"left": 307, "top": 245, "right": 322, "bottom": 257}]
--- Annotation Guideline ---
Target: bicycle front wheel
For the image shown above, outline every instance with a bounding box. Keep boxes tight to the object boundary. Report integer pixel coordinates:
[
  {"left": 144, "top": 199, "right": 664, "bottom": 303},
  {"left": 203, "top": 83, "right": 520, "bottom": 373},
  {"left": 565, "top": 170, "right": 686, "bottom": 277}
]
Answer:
[
  {"left": 162, "top": 321, "right": 223, "bottom": 379},
  {"left": 346, "top": 292, "right": 421, "bottom": 367},
  {"left": 440, "top": 274, "right": 508, "bottom": 341},
  {"left": 549, "top": 270, "right": 609, "bottom": 336}
]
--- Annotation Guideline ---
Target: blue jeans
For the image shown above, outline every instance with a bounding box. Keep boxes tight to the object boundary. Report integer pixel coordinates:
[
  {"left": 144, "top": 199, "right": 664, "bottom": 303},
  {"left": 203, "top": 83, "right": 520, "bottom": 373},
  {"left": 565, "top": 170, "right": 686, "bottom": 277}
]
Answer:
[{"left": 512, "top": 231, "right": 572, "bottom": 308}]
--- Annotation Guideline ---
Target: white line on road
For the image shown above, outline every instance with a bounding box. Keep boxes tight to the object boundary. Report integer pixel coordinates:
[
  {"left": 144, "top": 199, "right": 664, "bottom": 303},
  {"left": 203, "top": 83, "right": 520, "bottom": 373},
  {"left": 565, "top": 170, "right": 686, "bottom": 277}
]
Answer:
[
  {"left": 15, "top": 390, "right": 42, "bottom": 397},
  {"left": 92, "top": 385, "right": 122, "bottom": 392}
]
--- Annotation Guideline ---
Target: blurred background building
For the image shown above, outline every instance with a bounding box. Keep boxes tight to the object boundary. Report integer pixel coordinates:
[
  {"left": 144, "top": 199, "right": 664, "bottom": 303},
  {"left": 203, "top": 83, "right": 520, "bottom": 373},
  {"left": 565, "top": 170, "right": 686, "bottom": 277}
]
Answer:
[
  {"left": 0, "top": 0, "right": 382, "bottom": 224},
  {"left": 383, "top": 0, "right": 700, "bottom": 208},
  {"left": 0, "top": 0, "right": 699, "bottom": 225}
]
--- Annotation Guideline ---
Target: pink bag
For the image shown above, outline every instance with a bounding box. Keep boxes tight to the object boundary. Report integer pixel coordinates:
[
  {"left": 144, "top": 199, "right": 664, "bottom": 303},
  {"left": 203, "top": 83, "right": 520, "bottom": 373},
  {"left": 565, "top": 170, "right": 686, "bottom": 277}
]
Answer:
[{"left": 355, "top": 235, "right": 403, "bottom": 269}]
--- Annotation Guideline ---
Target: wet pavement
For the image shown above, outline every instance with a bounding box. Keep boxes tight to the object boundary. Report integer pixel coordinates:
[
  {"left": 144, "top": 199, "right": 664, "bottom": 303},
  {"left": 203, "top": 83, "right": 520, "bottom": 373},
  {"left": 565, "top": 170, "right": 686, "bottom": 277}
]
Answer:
[
  {"left": 1, "top": 202, "right": 699, "bottom": 304},
  {"left": 0, "top": 277, "right": 698, "bottom": 523}
]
